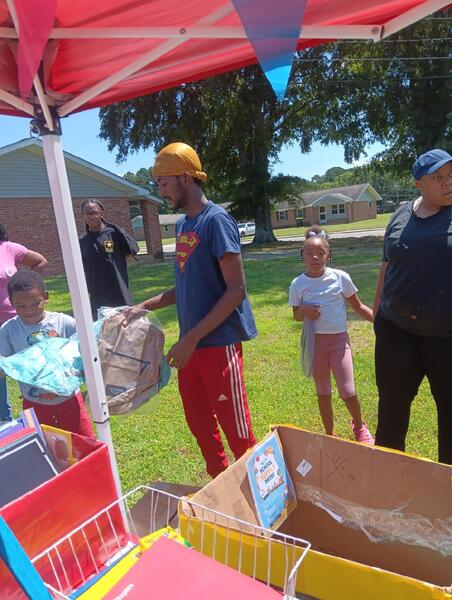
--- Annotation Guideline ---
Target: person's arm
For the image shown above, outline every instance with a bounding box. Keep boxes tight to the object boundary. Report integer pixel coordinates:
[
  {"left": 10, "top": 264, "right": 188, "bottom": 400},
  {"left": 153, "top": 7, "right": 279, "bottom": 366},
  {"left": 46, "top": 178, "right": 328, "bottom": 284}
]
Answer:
[
  {"left": 142, "top": 287, "right": 176, "bottom": 311},
  {"left": 122, "top": 287, "right": 176, "bottom": 322},
  {"left": 292, "top": 305, "right": 321, "bottom": 322},
  {"left": 289, "top": 279, "right": 320, "bottom": 322},
  {"left": 166, "top": 253, "right": 246, "bottom": 369},
  {"left": 116, "top": 226, "right": 139, "bottom": 261},
  {"left": 373, "top": 261, "right": 388, "bottom": 316},
  {"left": 19, "top": 250, "right": 48, "bottom": 274},
  {"left": 346, "top": 294, "right": 373, "bottom": 323}
]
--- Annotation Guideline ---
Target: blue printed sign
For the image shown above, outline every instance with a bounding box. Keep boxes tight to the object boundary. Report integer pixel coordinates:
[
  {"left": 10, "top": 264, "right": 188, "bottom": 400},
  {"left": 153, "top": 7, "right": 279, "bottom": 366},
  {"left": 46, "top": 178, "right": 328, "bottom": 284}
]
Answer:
[{"left": 247, "top": 431, "right": 296, "bottom": 529}]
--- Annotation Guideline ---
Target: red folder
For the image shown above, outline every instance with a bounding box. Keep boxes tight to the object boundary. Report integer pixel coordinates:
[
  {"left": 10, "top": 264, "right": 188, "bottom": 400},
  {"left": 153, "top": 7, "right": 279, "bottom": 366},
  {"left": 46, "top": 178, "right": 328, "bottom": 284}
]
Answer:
[{"left": 104, "top": 536, "right": 283, "bottom": 599}]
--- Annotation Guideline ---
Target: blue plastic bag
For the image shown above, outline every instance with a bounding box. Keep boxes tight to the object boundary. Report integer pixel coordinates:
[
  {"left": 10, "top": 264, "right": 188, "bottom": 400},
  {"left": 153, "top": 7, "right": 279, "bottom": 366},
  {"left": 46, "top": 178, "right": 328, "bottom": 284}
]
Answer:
[{"left": 0, "top": 337, "right": 84, "bottom": 397}]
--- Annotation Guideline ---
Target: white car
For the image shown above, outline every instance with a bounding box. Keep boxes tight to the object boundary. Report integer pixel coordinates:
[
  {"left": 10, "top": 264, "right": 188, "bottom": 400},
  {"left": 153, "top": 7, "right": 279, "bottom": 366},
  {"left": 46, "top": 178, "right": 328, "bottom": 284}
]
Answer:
[{"left": 237, "top": 222, "right": 256, "bottom": 238}]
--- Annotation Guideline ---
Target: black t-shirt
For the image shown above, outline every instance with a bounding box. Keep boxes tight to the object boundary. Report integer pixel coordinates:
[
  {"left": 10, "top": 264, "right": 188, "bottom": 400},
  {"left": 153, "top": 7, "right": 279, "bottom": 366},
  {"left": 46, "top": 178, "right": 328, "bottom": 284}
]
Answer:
[
  {"left": 380, "top": 200, "right": 452, "bottom": 337},
  {"left": 80, "top": 226, "right": 133, "bottom": 314}
]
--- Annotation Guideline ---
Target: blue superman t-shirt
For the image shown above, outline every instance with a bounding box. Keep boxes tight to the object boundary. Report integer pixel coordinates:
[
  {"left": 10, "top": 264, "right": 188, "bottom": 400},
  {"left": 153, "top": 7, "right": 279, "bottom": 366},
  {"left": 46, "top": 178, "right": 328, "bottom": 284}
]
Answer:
[{"left": 175, "top": 201, "right": 257, "bottom": 347}]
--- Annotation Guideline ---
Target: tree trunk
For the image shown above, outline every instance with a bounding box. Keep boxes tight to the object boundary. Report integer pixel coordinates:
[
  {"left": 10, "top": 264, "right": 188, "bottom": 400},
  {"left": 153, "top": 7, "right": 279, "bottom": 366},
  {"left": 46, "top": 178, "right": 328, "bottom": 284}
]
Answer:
[{"left": 253, "top": 198, "right": 277, "bottom": 244}]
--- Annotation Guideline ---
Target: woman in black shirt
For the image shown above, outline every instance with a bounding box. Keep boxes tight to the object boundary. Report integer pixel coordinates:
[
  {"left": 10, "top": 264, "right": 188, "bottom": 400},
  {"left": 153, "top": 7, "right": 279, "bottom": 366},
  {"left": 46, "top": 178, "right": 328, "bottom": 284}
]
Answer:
[
  {"left": 373, "top": 149, "right": 452, "bottom": 464},
  {"left": 79, "top": 200, "right": 139, "bottom": 318}
]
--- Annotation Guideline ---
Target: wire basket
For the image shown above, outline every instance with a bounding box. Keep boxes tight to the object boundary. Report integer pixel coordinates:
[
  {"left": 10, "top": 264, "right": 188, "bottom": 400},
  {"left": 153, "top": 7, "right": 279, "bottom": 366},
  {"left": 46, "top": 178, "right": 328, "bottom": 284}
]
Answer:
[{"left": 31, "top": 484, "right": 311, "bottom": 599}]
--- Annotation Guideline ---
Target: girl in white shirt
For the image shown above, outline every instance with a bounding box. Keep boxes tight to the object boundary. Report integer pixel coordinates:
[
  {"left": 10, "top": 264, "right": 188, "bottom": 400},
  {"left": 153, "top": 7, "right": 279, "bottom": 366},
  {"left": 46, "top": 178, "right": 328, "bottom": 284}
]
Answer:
[{"left": 289, "top": 226, "right": 374, "bottom": 443}]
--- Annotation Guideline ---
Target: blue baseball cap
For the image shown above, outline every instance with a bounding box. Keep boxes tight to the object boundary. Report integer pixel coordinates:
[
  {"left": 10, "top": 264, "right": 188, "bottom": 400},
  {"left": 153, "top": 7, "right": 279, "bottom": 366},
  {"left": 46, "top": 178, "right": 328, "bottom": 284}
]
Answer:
[{"left": 412, "top": 149, "right": 452, "bottom": 180}]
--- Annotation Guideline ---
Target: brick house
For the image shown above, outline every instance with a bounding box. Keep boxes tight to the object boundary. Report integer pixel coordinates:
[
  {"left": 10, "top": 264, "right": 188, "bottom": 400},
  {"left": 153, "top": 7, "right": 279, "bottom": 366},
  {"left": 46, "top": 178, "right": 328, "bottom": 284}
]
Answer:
[
  {"left": 132, "top": 214, "right": 180, "bottom": 240},
  {"left": 272, "top": 183, "right": 381, "bottom": 229},
  {"left": 0, "top": 138, "right": 163, "bottom": 275}
]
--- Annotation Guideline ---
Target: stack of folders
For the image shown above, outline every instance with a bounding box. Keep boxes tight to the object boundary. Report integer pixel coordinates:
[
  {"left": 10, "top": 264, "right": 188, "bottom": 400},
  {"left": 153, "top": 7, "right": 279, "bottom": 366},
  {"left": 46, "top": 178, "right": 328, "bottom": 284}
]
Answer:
[{"left": 0, "top": 409, "right": 59, "bottom": 508}]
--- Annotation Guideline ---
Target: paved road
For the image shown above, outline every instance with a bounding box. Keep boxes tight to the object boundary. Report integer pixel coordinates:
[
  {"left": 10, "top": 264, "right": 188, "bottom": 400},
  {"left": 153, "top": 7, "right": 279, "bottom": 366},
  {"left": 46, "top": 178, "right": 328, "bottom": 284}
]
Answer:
[
  {"left": 278, "top": 227, "right": 385, "bottom": 242},
  {"left": 161, "top": 228, "right": 386, "bottom": 255}
]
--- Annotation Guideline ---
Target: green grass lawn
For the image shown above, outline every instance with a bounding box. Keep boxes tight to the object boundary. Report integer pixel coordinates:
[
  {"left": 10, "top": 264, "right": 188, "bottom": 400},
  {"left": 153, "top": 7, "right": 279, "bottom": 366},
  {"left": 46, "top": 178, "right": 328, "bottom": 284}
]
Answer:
[
  {"left": 273, "top": 213, "right": 392, "bottom": 238},
  {"left": 7, "top": 235, "right": 438, "bottom": 491}
]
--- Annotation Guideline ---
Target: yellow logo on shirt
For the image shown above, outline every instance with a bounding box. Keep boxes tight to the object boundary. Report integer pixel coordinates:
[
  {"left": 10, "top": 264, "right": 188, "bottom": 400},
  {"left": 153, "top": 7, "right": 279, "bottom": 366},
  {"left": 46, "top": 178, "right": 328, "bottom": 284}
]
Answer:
[
  {"left": 176, "top": 232, "right": 200, "bottom": 272},
  {"left": 104, "top": 240, "right": 114, "bottom": 253}
]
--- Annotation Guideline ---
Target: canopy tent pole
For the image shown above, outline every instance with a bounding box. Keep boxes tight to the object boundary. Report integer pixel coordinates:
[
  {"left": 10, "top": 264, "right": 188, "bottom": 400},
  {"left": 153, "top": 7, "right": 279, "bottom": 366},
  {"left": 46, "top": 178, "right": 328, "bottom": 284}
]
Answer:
[
  {"left": 37, "top": 114, "right": 122, "bottom": 500},
  {"left": 0, "top": 24, "right": 383, "bottom": 40},
  {"left": 0, "top": 88, "right": 34, "bottom": 115},
  {"left": 381, "top": 0, "right": 448, "bottom": 38}
]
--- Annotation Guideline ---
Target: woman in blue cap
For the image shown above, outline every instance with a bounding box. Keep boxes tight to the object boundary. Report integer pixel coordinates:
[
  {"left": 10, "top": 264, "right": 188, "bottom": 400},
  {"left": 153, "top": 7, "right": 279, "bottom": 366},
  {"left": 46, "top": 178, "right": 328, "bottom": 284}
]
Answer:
[{"left": 373, "top": 149, "right": 452, "bottom": 464}]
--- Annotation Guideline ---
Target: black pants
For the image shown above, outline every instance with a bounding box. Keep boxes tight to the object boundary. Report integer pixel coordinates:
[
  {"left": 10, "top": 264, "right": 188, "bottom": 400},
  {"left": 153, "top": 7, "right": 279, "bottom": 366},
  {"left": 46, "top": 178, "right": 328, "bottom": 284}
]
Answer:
[{"left": 374, "top": 312, "right": 452, "bottom": 464}]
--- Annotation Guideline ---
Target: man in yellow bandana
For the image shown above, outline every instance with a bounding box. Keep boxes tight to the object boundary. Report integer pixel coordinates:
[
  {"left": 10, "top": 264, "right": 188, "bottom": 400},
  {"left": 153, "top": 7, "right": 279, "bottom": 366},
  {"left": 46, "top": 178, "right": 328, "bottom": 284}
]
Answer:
[{"left": 127, "top": 142, "right": 257, "bottom": 478}]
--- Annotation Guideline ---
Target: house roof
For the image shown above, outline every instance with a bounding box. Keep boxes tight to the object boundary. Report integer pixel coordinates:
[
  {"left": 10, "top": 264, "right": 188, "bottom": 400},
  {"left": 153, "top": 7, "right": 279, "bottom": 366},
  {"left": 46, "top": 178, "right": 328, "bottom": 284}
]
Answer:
[
  {"left": 307, "top": 192, "right": 352, "bottom": 207},
  {"left": 275, "top": 183, "right": 381, "bottom": 209},
  {"left": 301, "top": 183, "right": 370, "bottom": 205},
  {"left": 0, "top": 138, "right": 162, "bottom": 203}
]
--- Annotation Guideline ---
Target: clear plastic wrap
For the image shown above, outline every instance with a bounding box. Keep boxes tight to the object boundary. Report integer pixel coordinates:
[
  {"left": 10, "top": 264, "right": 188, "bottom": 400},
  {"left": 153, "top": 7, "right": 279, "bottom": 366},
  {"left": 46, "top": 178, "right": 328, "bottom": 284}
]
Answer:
[
  {"left": 96, "top": 306, "right": 172, "bottom": 416},
  {"left": 295, "top": 481, "right": 452, "bottom": 556},
  {"left": 0, "top": 307, "right": 172, "bottom": 415}
]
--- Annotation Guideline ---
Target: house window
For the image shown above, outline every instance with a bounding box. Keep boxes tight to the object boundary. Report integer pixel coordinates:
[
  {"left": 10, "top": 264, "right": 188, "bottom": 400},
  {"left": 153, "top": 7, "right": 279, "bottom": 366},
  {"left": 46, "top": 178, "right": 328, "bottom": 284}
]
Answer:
[
  {"left": 369, "top": 201, "right": 372, "bottom": 208},
  {"left": 339, "top": 204, "right": 345, "bottom": 214},
  {"left": 319, "top": 206, "right": 326, "bottom": 222},
  {"left": 277, "top": 210, "right": 288, "bottom": 222},
  {"left": 296, "top": 209, "right": 304, "bottom": 219},
  {"left": 163, "top": 224, "right": 169, "bottom": 232},
  {"left": 331, "top": 204, "right": 338, "bottom": 215}
]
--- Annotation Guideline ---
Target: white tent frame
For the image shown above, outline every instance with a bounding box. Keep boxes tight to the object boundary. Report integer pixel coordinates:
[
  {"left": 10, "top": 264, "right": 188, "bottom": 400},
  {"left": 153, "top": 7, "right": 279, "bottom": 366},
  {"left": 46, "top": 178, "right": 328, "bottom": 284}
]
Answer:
[{"left": 0, "top": 0, "right": 448, "bottom": 498}]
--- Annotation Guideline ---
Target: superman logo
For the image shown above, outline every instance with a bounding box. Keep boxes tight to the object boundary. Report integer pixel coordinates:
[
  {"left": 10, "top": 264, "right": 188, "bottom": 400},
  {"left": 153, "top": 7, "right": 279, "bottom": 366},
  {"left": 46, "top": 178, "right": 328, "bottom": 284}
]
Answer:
[{"left": 176, "top": 232, "right": 200, "bottom": 272}]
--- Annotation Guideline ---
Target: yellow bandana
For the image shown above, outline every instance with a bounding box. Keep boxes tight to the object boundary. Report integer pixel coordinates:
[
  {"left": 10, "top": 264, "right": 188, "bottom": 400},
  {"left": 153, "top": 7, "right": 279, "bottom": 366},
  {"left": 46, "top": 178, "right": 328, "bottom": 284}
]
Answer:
[{"left": 152, "top": 142, "right": 207, "bottom": 181}]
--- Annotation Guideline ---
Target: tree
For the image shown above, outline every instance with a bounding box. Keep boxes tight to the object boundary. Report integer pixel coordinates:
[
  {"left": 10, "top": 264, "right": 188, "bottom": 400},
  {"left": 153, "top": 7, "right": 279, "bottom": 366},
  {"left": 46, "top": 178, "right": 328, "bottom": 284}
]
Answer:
[
  {"left": 312, "top": 166, "right": 347, "bottom": 184},
  {"left": 284, "top": 13, "right": 451, "bottom": 168},
  {"left": 123, "top": 168, "right": 171, "bottom": 214},
  {"left": 100, "top": 67, "right": 297, "bottom": 243},
  {"left": 99, "top": 12, "right": 450, "bottom": 241}
]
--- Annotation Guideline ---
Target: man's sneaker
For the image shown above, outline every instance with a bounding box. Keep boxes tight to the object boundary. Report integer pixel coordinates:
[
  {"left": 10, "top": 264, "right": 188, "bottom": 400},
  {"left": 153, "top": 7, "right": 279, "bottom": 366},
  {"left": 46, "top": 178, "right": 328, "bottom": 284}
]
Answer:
[{"left": 351, "top": 420, "right": 374, "bottom": 445}]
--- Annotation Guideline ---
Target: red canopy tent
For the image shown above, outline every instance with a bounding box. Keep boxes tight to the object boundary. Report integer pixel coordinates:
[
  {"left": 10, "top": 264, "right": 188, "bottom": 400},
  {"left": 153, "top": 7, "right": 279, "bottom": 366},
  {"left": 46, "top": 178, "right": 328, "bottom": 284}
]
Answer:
[{"left": 0, "top": 0, "right": 448, "bottom": 493}]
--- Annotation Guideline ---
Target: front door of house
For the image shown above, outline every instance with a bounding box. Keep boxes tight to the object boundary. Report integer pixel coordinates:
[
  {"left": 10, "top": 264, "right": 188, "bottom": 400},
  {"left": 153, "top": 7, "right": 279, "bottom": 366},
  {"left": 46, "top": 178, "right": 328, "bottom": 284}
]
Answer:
[{"left": 319, "top": 206, "right": 326, "bottom": 222}]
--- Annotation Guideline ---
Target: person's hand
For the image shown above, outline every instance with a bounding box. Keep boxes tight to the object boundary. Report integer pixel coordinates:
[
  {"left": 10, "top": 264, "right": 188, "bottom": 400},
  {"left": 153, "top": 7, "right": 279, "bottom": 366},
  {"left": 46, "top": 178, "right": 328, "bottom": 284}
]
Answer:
[
  {"left": 304, "top": 304, "right": 321, "bottom": 321},
  {"left": 121, "top": 303, "right": 148, "bottom": 326},
  {"left": 166, "top": 333, "right": 198, "bottom": 370}
]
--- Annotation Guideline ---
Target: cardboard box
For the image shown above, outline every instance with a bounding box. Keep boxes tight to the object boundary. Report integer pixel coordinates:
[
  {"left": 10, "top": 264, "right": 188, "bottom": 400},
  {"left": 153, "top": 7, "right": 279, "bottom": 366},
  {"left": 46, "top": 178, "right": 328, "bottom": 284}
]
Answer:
[{"left": 180, "top": 425, "right": 452, "bottom": 600}]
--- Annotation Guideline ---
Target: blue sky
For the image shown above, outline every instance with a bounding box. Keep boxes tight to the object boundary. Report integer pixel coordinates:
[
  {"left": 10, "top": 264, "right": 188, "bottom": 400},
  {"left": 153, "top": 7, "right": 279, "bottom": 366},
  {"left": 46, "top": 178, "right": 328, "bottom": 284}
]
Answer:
[{"left": 0, "top": 110, "right": 384, "bottom": 181}]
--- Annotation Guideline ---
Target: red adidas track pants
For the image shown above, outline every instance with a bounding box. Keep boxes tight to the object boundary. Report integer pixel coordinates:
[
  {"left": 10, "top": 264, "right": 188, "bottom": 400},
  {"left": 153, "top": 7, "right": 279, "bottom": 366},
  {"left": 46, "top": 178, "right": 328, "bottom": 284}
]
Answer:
[{"left": 178, "top": 342, "right": 256, "bottom": 478}]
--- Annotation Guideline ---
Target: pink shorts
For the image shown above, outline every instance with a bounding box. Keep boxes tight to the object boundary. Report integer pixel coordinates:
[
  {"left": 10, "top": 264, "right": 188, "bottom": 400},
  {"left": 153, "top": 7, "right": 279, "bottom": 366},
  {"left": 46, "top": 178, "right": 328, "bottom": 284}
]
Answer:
[{"left": 312, "top": 332, "right": 356, "bottom": 399}]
